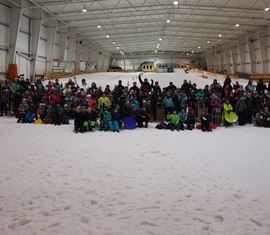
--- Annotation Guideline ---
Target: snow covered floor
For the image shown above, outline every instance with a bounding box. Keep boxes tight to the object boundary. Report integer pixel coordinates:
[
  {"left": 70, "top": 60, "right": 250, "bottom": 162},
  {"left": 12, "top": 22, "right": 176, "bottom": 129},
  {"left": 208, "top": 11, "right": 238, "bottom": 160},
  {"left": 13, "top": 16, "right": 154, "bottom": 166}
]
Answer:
[
  {"left": 52, "top": 69, "right": 248, "bottom": 90},
  {"left": 1, "top": 71, "right": 270, "bottom": 235},
  {"left": 1, "top": 120, "right": 270, "bottom": 235}
]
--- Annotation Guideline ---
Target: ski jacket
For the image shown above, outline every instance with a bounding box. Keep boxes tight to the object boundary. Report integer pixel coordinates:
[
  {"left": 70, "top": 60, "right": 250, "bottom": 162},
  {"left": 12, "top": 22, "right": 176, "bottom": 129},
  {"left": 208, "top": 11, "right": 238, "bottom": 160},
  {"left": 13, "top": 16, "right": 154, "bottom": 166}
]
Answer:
[
  {"left": 164, "top": 96, "right": 174, "bottom": 108},
  {"left": 167, "top": 114, "right": 180, "bottom": 125},
  {"left": 223, "top": 103, "right": 233, "bottom": 112},
  {"left": 178, "top": 112, "right": 187, "bottom": 122},
  {"left": 98, "top": 96, "right": 111, "bottom": 109}
]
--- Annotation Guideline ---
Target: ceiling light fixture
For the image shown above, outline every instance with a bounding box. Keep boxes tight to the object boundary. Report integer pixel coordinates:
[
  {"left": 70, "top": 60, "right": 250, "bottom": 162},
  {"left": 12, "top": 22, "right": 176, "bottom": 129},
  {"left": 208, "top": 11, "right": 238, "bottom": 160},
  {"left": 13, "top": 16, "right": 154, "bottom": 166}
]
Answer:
[
  {"left": 265, "top": 7, "right": 269, "bottom": 12},
  {"left": 198, "top": 46, "right": 201, "bottom": 49},
  {"left": 235, "top": 24, "right": 240, "bottom": 27},
  {"left": 155, "top": 50, "right": 158, "bottom": 53},
  {"left": 207, "top": 40, "right": 210, "bottom": 43},
  {"left": 159, "top": 38, "right": 162, "bottom": 41},
  {"left": 219, "top": 34, "right": 222, "bottom": 37},
  {"left": 191, "top": 50, "right": 194, "bottom": 53},
  {"left": 116, "top": 47, "right": 119, "bottom": 50},
  {"left": 97, "top": 25, "right": 101, "bottom": 28},
  {"left": 173, "top": 1, "right": 179, "bottom": 6},
  {"left": 106, "top": 35, "right": 110, "bottom": 38},
  {"left": 82, "top": 8, "right": 87, "bottom": 13},
  {"left": 112, "top": 41, "right": 116, "bottom": 45},
  {"left": 166, "top": 19, "right": 171, "bottom": 23}
]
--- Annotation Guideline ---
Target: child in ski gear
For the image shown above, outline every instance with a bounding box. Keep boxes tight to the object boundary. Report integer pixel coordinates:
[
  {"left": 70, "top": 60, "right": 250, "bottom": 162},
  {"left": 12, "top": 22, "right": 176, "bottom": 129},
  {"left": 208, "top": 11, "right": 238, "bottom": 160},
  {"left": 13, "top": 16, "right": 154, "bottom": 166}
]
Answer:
[
  {"left": 201, "top": 112, "right": 212, "bottom": 132},
  {"left": 137, "top": 107, "right": 149, "bottom": 128},
  {"left": 223, "top": 99, "right": 234, "bottom": 126},
  {"left": 17, "top": 99, "right": 29, "bottom": 123},
  {"left": 255, "top": 107, "right": 270, "bottom": 127},
  {"left": 177, "top": 109, "right": 187, "bottom": 130},
  {"left": 166, "top": 110, "right": 180, "bottom": 131},
  {"left": 186, "top": 107, "right": 196, "bottom": 130}
]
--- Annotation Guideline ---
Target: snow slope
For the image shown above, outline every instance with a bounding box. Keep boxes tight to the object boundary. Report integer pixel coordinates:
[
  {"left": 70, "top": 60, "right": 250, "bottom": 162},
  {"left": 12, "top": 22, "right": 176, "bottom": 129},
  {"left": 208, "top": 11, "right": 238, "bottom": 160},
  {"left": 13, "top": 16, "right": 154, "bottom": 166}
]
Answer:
[
  {"left": 49, "top": 69, "right": 248, "bottom": 90},
  {"left": 1, "top": 71, "right": 270, "bottom": 235}
]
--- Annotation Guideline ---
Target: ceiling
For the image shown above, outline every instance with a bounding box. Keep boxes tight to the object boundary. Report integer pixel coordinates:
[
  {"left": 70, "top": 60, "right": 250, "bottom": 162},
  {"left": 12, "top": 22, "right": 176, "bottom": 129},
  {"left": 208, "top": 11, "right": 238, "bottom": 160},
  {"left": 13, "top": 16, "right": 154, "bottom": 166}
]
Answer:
[{"left": 5, "top": 0, "right": 270, "bottom": 57}]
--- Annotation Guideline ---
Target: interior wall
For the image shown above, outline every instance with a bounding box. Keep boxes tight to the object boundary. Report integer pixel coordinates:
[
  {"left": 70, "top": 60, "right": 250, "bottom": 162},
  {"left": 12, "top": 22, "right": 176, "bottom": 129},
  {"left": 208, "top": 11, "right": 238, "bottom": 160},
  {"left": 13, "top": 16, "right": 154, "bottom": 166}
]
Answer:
[
  {"left": 0, "top": 2, "right": 110, "bottom": 80},
  {"left": 0, "top": 4, "right": 9, "bottom": 79},
  {"left": 112, "top": 57, "right": 198, "bottom": 71},
  {"left": 205, "top": 25, "right": 270, "bottom": 75}
]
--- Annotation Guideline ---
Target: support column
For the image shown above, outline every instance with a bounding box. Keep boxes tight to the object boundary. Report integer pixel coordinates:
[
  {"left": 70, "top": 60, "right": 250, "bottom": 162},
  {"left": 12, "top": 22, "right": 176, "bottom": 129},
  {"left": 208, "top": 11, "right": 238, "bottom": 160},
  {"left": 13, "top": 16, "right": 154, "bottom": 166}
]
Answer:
[
  {"left": 230, "top": 45, "right": 237, "bottom": 74},
  {"left": 66, "top": 33, "right": 76, "bottom": 62},
  {"left": 46, "top": 20, "right": 57, "bottom": 73},
  {"left": 81, "top": 44, "right": 88, "bottom": 62},
  {"left": 258, "top": 27, "right": 267, "bottom": 73},
  {"left": 219, "top": 49, "right": 225, "bottom": 72},
  {"left": 109, "top": 57, "right": 113, "bottom": 68},
  {"left": 237, "top": 37, "right": 245, "bottom": 73},
  {"left": 205, "top": 53, "right": 212, "bottom": 70},
  {"left": 87, "top": 48, "right": 92, "bottom": 71},
  {"left": 92, "top": 51, "right": 98, "bottom": 70},
  {"left": 217, "top": 46, "right": 223, "bottom": 72},
  {"left": 9, "top": 0, "right": 23, "bottom": 64},
  {"left": 206, "top": 52, "right": 214, "bottom": 70},
  {"left": 247, "top": 32, "right": 256, "bottom": 74},
  {"left": 30, "top": 8, "right": 43, "bottom": 82},
  {"left": 75, "top": 39, "right": 82, "bottom": 72},
  {"left": 58, "top": 31, "right": 68, "bottom": 63},
  {"left": 211, "top": 47, "right": 216, "bottom": 71},
  {"left": 211, "top": 50, "right": 216, "bottom": 71},
  {"left": 224, "top": 47, "right": 231, "bottom": 74},
  {"left": 65, "top": 33, "right": 76, "bottom": 72},
  {"left": 97, "top": 52, "right": 103, "bottom": 70}
]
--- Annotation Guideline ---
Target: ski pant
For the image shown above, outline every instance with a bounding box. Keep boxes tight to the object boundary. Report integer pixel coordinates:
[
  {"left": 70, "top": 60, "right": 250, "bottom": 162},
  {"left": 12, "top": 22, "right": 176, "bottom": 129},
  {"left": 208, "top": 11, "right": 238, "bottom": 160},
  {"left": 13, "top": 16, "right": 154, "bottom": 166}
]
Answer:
[
  {"left": 238, "top": 111, "right": 246, "bottom": 126},
  {"left": 0, "top": 102, "right": 8, "bottom": 116},
  {"left": 17, "top": 113, "right": 26, "bottom": 123},
  {"left": 108, "top": 120, "right": 120, "bottom": 132},
  {"left": 137, "top": 116, "right": 149, "bottom": 128},
  {"left": 177, "top": 121, "right": 185, "bottom": 130}
]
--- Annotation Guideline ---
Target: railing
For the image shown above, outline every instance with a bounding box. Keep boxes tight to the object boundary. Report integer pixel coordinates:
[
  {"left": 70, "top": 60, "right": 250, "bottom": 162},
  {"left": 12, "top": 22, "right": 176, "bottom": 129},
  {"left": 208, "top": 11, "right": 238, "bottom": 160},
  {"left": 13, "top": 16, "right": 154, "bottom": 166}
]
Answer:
[
  {"left": 43, "top": 69, "right": 110, "bottom": 80},
  {"left": 250, "top": 73, "right": 270, "bottom": 81}
]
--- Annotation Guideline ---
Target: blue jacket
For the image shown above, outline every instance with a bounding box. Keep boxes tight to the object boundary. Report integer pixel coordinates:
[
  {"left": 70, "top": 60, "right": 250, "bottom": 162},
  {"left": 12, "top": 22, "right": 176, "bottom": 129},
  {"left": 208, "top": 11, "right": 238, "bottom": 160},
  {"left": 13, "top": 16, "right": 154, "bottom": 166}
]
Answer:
[
  {"left": 164, "top": 96, "right": 174, "bottom": 108},
  {"left": 178, "top": 112, "right": 187, "bottom": 122}
]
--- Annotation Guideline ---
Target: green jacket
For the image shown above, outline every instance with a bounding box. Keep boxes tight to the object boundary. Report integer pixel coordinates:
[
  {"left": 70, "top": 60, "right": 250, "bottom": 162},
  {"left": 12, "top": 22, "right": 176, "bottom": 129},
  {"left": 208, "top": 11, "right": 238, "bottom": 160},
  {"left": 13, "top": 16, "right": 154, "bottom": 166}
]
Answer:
[
  {"left": 167, "top": 114, "right": 180, "bottom": 125},
  {"left": 224, "top": 103, "right": 233, "bottom": 112},
  {"left": 11, "top": 82, "right": 21, "bottom": 94},
  {"left": 98, "top": 96, "right": 111, "bottom": 109}
]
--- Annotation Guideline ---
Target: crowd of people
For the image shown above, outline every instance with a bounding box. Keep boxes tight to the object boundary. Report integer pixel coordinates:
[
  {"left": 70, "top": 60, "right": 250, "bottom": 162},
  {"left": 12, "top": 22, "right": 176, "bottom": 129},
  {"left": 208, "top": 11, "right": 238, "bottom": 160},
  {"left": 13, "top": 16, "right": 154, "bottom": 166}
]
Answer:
[{"left": 0, "top": 72, "right": 270, "bottom": 133}]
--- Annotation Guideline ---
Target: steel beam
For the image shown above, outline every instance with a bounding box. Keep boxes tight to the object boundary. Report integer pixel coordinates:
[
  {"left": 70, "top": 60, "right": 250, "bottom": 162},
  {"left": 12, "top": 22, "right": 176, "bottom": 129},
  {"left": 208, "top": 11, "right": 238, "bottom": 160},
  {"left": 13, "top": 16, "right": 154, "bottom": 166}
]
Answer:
[
  {"left": 237, "top": 37, "right": 245, "bottom": 73},
  {"left": 8, "top": 0, "right": 22, "bottom": 64},
  {"left": 258, "top": 27, "right": 267, "bottom": 73},
  {"left": 66, "top": 33, "right": 76, "bottom": 64},
  {"left": 75, "top": 39, "right": 82, "bottom": 72},
  {"left": 30, "top": 8, "right": 43, "bottom": 82},
  {"left": 58, "top": 31, "right": 68, "bottom": 63},
  {"left": 46, "top": 20, "right": 57, "bottom": 72},
  {"left": 247, "top": 32, "right": 256, "bottom": 74},
  {"left": 230, "top": 46, "right": 237, "bottom": 74}
]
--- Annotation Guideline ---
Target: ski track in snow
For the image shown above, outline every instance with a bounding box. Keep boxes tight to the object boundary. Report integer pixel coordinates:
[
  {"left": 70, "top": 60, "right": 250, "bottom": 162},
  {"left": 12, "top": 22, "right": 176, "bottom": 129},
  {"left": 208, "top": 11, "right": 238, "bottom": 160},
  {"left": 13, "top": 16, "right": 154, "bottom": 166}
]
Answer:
[{"left": 0, "top": 71, "right": 270, "bottom": 235}]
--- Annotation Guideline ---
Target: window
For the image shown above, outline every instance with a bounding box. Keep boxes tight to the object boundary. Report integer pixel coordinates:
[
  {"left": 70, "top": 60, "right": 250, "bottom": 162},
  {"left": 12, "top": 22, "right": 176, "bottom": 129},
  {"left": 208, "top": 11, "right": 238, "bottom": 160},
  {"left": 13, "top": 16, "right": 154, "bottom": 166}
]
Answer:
[{"left": 150, "top": 65, "right": 152, "bottom": 69}]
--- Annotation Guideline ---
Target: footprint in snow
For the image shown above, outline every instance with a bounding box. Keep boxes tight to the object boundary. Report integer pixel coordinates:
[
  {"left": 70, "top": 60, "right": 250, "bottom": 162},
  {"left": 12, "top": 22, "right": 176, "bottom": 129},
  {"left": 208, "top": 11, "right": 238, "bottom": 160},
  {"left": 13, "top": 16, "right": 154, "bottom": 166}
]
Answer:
[{"left": 214, "top": 215, "right": 224, "bottom": 223}]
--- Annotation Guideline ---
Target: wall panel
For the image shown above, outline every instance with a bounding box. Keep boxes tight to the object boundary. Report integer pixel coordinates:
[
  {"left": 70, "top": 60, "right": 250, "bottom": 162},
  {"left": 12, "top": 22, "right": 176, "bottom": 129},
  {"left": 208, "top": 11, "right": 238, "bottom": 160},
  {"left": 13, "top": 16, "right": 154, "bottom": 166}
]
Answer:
[
  {"left": 16, "top": 54, "right": 30, "bottom": 78},
  {"left": 0, "top": 50, "right": 7, "bottom": 74}
]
